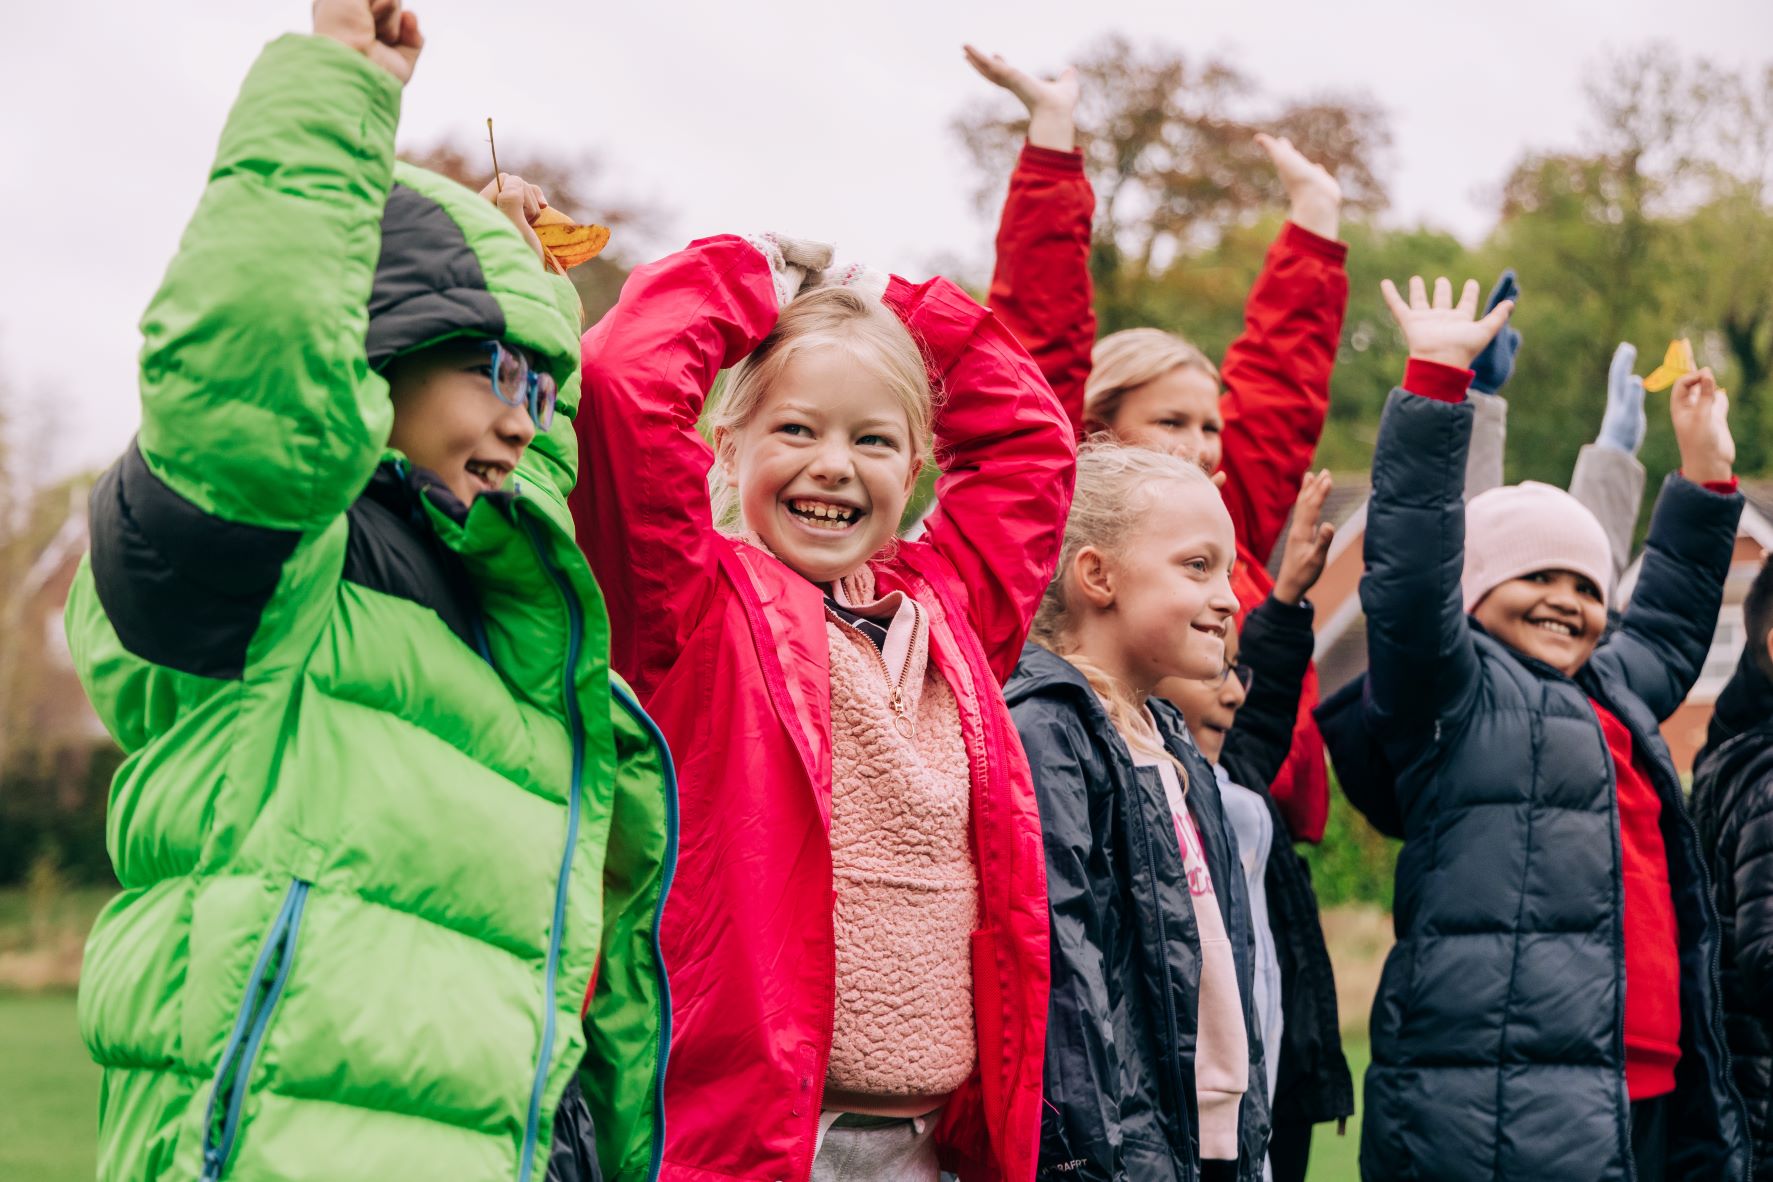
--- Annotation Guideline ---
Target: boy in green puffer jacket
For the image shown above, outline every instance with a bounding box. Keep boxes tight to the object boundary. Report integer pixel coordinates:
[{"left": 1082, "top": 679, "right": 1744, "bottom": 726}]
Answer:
[{"left": 63, "top": 3, "right": 676, "bottom": 1179}]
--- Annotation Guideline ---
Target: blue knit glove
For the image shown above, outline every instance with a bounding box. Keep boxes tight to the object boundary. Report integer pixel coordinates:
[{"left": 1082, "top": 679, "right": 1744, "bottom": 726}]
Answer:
[
  {"left": 1596, "top": 341, "right": 1648, "bottom": 455},
  {"left": 1468, "top": 270, "right": 1521, "bottom": 395}
]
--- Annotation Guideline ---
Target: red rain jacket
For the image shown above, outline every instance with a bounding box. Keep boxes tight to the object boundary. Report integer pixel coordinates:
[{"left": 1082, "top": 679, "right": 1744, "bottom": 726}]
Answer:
[
  {"left": 987, "top": 143, "right": 1348, "bottom": 842},
  {"left": 570, "top": 236, "right": 1073, "bottom": 1182}
]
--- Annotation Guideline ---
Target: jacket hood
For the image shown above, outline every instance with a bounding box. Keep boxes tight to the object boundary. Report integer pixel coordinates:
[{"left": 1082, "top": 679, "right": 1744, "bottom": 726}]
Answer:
[
  {"left": 1702, "top": 644, "right": 1773, "bottom": 765},
  {"left": 1004, "top": 640, "right": 1098, "bottom": 706},
  {"left": 369, "top": 162, "right": 585, "bottom": 511}
]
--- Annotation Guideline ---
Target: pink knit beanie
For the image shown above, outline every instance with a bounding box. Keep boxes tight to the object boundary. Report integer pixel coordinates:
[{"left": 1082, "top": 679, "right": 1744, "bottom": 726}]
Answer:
[{"left": 1462, "top": 481, "right": 1612, "bottom": 612}]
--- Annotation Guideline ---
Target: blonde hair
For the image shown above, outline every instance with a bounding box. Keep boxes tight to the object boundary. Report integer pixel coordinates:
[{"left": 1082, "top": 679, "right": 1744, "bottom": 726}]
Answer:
[
  {"left": 1084, "top": 327, "right": 1221, "bottom": 430},
  {"left": 708, "top": 287, "right": 935, "bottom": 527},
  {"left": 1031, "top": 443, "right": 1216, "bottom": 778}
]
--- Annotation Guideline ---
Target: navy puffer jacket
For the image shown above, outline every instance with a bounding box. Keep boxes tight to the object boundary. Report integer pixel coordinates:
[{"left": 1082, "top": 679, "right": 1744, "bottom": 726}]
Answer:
[{"left": 1357, "top": 385, "right": 1750, "bottom": 1182}]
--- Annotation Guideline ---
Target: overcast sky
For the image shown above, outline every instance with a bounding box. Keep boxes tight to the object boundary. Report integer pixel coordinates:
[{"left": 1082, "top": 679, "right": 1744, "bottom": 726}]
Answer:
[{"left": 3, "top": 0, "right": 1768, "bottom": 475}]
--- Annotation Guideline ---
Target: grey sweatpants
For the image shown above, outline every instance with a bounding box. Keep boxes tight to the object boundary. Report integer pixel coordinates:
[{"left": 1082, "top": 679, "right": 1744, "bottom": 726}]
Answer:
[{"left": 812, "top": 1112, "right": 941, "bottom": 1182}]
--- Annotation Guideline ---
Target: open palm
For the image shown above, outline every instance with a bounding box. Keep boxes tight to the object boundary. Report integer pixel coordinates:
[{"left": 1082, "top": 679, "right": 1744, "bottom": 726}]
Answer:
[{"left": 1381, "top": 276, "right": 1516, "bottom": 369}]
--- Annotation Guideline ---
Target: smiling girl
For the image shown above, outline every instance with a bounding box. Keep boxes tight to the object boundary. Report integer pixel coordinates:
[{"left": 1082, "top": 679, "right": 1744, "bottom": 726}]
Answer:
[
  {"left": 1005, "top": 444, "right": 1270, "bottom": 1181},
  {"left": 1356, "top": 275, "right": 1751, "bottom": 1181},
  {"left": 569, "top": 234, "right": 1074, "bottom": 1181}
]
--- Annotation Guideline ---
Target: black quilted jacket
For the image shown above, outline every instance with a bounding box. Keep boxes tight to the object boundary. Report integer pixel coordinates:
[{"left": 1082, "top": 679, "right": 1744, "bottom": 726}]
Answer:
[
  {"left": 1354, "top": 385, "right": 1749, "bottom": 1182},
  {"left": 1693, "top": 648, "right": 1773, "bottom": 1175}
]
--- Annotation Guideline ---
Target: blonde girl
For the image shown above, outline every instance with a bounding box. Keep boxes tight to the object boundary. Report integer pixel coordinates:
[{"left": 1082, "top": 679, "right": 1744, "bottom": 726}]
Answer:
[
  {"left": 1005, "top": 444, "right": 1270, "bottom": 1182},
  {"left": 569, "top": 233, "right": 1075, "bottom": 1182}
]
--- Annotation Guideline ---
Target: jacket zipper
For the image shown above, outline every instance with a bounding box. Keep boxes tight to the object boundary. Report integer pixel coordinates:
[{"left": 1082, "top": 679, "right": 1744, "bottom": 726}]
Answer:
[
  {"left": 827, "top": 601, "right": 920, "bottom": 725},
  {"left": 516, "top": 513, "right": 587, "bottom": 1182},
  {"left": 610, "top": 680, "right": 679, "bottom": 1182},
  {"left": 200, "top": 878, "right": 311, "bottom": 1181}
]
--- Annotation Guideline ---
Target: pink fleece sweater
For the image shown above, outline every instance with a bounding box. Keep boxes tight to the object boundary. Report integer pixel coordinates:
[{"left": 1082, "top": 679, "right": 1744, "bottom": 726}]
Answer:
[{"left": 822, "top": 574, "right": 979, "bottom": 1107}]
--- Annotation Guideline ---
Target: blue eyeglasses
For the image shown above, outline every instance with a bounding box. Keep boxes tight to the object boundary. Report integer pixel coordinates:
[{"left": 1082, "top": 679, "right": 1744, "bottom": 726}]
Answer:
[{"left": 477, "top": 339, "right": 557, "bottom": 431}]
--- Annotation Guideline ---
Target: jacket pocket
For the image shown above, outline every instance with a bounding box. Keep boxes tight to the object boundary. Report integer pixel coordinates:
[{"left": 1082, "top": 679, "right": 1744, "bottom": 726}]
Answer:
[{"left": 200, "top": 878, "right": 311, "bottom": 1181}]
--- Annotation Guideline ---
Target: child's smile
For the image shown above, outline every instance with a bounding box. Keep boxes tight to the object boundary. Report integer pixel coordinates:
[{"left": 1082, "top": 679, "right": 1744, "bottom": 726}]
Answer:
[
  {"left": 1472, "top": 569, "right": 1606, "bottom": 676},
  {"left": 717, "top": 345, "right": 920, "bottom": 585}
]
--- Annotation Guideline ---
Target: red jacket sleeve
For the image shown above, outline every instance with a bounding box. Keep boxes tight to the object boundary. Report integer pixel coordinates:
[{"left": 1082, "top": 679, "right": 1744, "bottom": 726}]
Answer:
[
  {"left": 986, "top": 144, "right": 1096, "bottom": 440},
  {"left": 570, "top": 235, "right": 779, "bottom": 696},
  {"left": 892, "top": 275, "right": 1078, "bottom": 684},
  {"left": 1217, "top": 222, "right": 1349, "bottom": 566}
]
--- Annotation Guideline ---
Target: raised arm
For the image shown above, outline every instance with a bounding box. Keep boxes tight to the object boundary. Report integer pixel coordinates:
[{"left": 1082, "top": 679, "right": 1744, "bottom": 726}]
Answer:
[
  {"left": 1568, "top": 342, "right": 1650, "bottom": 579},
  {"left": 1361, "top": 278, "right": 1515, "bottom": 746},
  {"left": 1216, "top": 135, "right": 1348, "bottom": 563},
  {"left": 1223, "top": 472, "right": 1334, "bottom": 791},
  {"left": 966, "top": 46, "right": 1096, "bottom": 436},
  {"left": 893, "top": 277, "right": 1077, "bottom": 683},
  {"left": 1587, "top": 368, "right": 1742, "bottom": 718},
  {"left": 571, "top": 236, "right": 783, "bottom": 694},
  {"left": 137, "top": 14, "right": 418, "bottom": 535}
]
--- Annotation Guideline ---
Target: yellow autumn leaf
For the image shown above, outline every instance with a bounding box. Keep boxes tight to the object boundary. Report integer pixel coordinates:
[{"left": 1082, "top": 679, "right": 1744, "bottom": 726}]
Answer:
[
  {"left": 532, "top": 206, "right": 611, "bottom": 269},
  {"left": 1642, "top": 338, "right": 1696, "bottom": 393}
]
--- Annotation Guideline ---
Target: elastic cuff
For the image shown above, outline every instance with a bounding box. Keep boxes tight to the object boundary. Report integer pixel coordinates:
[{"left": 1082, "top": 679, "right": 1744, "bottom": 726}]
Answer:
[
  {"left": 1017, "top": 142, "right": 1086, "bottom": 176},
  {"left": 1279, "top": 220, "right": 1349, "bottom": 263},
  {"left": 1402, "top": 359, "right": 1473, "bottom": 404},
  {"left": 1262, "top": 594, "right": 1317, "bottom": 624},
  {"left": 1682, "top": 472, "right": 1740, "bottom": 495}
]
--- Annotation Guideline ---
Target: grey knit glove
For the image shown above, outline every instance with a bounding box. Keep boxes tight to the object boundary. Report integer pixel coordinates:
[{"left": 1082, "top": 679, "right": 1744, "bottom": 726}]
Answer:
[{"left": 742, "top": 232, "right": 836, "bottom": 307}]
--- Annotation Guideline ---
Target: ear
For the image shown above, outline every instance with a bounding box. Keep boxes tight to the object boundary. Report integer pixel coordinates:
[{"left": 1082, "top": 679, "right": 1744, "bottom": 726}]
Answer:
[
  {"left": 1762, "top": 626, "right": 1773, "bottom": 672},
  {"left": 903, "top": 454, "right": 923, "bottom": 498},
  {"left": 1073, "top": 545, "right": 1116, "bottom": 609},
  {"left": 712, "top": 425, "right": 737, "bottom": 485}
]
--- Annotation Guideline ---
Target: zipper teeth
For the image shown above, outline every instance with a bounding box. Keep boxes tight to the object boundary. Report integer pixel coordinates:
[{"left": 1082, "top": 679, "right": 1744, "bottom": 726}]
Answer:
[
  {"left": 610, "top": 681, "right": 678, "bottom": 1182},
  {"left": 829, "top": 601, "right": 919, "bottom": 715},
  {"left": 200, "top": 879, "right": 310, "bottom": 1181},
  {"left": 516, "top": 513, "right": 585, "bottom": 1182}
]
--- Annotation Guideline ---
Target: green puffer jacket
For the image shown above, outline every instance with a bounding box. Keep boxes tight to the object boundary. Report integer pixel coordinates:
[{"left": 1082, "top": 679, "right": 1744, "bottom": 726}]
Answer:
[{"left": 64, "top": 34, "right": 675, "bottom": 1182}]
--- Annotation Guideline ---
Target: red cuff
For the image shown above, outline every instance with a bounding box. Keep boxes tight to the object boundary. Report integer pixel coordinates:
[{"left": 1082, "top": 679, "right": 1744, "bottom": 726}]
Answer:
[
  {"left": 1279, "top": 220, "right": 1349, "bottom": 264},
  {"left": 1402, "top": 358, "right": 1474, "bottom": 404},
  {"left": 1682, "top": 472, "right": 1740, "bottom": 495},
  {"left": 1017, "top": 143, "right": 1085, "bottom": 176}
]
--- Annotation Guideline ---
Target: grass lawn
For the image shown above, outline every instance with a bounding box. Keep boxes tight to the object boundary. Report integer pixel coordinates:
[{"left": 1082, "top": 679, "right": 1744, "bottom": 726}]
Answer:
[
  {"left": 0, "top": 992, "right": 99, "bottom": 1182},
  {"left": 1308, "top": 1035, "right": 1369, "bottom": 1181},
  {"left": 0, "top": 987, "right": 1371, "bottom": 1181}
]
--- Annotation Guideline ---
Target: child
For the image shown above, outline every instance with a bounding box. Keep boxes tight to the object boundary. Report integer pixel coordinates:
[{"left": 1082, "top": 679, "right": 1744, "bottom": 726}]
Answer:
[
  {"left": 1006, "top": 444, "right": 1268, "bottom": 1181},
  {"left": 1168, "top": 472, "right": 1353, "bottom": 1182},
  {"left": 1691, "top": 554, "right": 1773, "bottom": 1175},
  {"left": 1322, "top": 298, "right": 1654, "bottom": 839},
  {"left": 569, "top": 227, "right": 1074, "bottom": 1178},
  {"left": 65, "top": 4, "right": 675, "bottom": 1180},
  {"left": 965, "top": 45, "right": 1348, "bottom": 845},
  {"left": 1355, "top": 274, "right": 1750, "bottom": 1181}
]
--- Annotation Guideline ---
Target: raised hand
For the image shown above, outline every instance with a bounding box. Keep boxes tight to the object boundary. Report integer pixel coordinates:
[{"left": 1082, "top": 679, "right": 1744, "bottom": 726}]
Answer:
[
  {"left": 743, "top": 233, "right": 837, "bottom": 308},
  {"left": 1468, "top": 270, "right": 1522, "bottom": 395},
  {"left": 963, "top": 45, "right": 1079, "bottom": 153},
  {"left": 1255, "top": 133, "right": 1341, "bottom": 241},
  {"left": 1380, "top": 275, "right": 1516, "bottom": 370},
  {"left": 1273, "top": 470, "right": 1337, "bottom": 606},
  {"left": 1596, "top": 342, "right": 1649, "bottom": 455},
  {"left": 477, "top": 175, "right": 548, "bottom": 263},
  {"left": 313, "top": 0, "right": 424, "bottom": 85},
  {"left": 1669, "top": 367, "right": 1735, "bottom": 485}
]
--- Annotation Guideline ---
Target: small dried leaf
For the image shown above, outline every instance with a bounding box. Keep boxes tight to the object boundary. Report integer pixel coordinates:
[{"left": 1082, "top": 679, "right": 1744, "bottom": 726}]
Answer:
[
  {"left": 532, "top": 206, "right": 611, "bottom": 268},
  {"left": 1643, "top": 338, "right": 1696, "bottom": 393}
]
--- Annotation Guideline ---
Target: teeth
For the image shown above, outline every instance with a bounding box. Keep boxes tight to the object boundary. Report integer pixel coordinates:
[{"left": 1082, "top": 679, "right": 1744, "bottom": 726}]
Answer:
[
  {"left": 789, "top": 499, "right": 858, "bottom": 525},
  {"left": 1533, "top": 620, "right": 1576, "bottom": 637}
]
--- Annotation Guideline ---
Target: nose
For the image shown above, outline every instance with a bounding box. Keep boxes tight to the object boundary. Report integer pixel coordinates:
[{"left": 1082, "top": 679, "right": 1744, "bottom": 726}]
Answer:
[
  {"left": 804, "top": 436, "right": 855, "bottom": 484},
  {"left": 1220, "top": 674, "right": 1246, "bottom": 709},
  {"left": 497, "top": 400, "right": 537, "bottom": 449},
  {"left": 1207, "top": 573, "right": 1239, "bottom": 618}
]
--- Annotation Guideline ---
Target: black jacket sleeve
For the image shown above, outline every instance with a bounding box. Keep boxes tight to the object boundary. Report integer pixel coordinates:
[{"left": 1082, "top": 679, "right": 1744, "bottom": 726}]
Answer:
[
  {"left": 1222, "top": 595, "right": 1316, "bottom": 800},
  {"left": 1587, "top": 474, "right": 1743, "bottom": 722},
  {"left": 1737, "top": 773, "right": 1773, "bottom": 1010},
  {"left": 1014, "top": 704, "right": 1124, "bottom": 1182}
]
